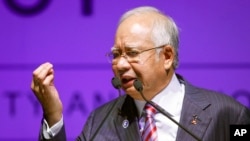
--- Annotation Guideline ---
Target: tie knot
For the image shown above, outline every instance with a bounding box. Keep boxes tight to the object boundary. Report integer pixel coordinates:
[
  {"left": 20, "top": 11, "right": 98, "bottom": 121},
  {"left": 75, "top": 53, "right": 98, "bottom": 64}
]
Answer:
[{"left": 143, "top": 103, "right": 157, "bottom": 117}]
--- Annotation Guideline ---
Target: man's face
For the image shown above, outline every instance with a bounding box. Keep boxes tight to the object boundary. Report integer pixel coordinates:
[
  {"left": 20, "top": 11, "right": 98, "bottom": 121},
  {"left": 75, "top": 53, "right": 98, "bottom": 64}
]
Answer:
[{"left": 112, "top": 15, "right": 172, "bottom": 100}]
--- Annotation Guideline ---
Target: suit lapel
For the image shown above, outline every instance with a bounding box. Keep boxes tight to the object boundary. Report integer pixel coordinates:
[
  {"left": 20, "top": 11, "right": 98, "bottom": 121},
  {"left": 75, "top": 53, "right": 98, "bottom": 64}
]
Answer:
[
  {"left": 113, "top": 74, "right": 212, "bottom": 141},
  {"left": 176, "top": 81, "right": 212, "bottom": 141},
  {"left": 114, "top": 96, "right": 141, "bottom": 141}
]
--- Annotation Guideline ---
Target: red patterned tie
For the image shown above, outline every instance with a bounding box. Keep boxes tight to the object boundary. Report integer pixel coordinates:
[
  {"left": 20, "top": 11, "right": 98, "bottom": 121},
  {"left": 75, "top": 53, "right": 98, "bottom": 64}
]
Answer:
[{"left": 142, "top": 103, "right": 158, "bottom": 141}]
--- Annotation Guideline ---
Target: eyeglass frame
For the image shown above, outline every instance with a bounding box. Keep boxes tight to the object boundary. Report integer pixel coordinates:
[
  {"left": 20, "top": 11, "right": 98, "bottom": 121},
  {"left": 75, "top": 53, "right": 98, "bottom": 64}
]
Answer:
[{"left": 105, "top": 44, "right": 168, "bottom": 64}]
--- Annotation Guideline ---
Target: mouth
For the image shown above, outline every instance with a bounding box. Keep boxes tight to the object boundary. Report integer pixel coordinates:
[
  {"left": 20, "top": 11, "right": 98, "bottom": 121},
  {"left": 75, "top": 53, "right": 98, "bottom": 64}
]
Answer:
[{"left": 120, "top": 77, "right": 136, "bottom": 89}]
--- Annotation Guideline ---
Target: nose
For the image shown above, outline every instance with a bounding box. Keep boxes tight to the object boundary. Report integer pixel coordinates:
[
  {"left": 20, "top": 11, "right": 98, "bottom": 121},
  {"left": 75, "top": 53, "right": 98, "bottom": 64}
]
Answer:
[{"left": 115, "top": 56, "right": 131, "bottom": 72}]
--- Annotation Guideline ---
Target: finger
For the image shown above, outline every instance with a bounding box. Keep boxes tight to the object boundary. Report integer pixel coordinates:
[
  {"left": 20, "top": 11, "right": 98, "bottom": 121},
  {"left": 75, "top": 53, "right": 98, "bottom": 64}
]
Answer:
[
  {"left": 33, "top": 62, "right": 53, "bottom": 79},
  {"left": 33, "top": 62, "right": 52, "bottom": 78},
  {"left": 31, "top": 75, "right": 40, "bottom": 94},
  {"left": 31, "top": 80, "right": 43, "bottom": 100},
  {"left": 31, "top": 79, "right": 35, "bottom": 90},
  {"left": 37, "top": 66, "right": 54, "bottom": 89},
  {"left": 43, "top": 72, "right": 54, "bottom": 87},
  {"left": 32, "top": 62, "right": 53, "bottom": 96},
  {"left": 47, "top": 68, "right": 54, "bottom": 78},
  {"left": 33, "top": 63, "right": 53, "bottom": 86}
]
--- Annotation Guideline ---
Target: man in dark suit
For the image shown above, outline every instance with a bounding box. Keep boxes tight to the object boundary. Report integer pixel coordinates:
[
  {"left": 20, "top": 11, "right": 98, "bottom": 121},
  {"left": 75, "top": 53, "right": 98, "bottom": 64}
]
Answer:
[{"left": 31, "top": 6, "right": 250, "bottom": 141}]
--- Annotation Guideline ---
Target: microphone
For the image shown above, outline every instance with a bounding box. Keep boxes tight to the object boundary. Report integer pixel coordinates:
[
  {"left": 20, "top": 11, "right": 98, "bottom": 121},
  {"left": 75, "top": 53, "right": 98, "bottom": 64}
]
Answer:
[
  {"left": 90, "top": 77, "right": 121, "bottom": 141},
  {"left": 111, "top": 77, "right": 122, "bottom": 96},
  {"left": 133, "top": 79, "right": 201, "bottom": 141}
]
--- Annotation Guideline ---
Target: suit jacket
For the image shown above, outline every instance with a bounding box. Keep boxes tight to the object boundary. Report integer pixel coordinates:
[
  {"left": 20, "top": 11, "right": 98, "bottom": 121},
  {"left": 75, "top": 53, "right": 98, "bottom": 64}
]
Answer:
[{"left": 41, "top": 75, "right": 250, "bottom": 141}]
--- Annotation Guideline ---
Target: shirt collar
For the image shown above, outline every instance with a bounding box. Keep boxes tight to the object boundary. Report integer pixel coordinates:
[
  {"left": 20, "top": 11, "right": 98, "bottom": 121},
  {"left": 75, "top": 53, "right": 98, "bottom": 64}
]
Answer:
[{"left": 134, "top": 73, "right": 184, "bottom": 117}]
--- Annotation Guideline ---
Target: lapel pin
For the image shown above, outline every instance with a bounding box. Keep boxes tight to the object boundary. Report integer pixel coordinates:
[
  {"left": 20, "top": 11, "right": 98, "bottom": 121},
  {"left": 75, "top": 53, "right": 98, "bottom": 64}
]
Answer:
[
  {"left": 191, "top": 115, "right": 198, "bottom": 125},
  {"left": 122, "top": 119, "right": 129, "bottom": 128}
]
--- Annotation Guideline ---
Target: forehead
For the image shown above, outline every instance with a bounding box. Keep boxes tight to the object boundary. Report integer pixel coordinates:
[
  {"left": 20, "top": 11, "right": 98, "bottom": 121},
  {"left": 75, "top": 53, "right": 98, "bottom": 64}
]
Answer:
[{"left": 114, "top": 15, "right": 154, "bottom": 50}]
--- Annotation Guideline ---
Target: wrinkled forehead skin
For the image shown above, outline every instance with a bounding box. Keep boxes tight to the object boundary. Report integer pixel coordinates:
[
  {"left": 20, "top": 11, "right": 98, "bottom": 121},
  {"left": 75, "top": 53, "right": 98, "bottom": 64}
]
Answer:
[{"left": 114, "top": 12, "right": 159, "bottom": 49}]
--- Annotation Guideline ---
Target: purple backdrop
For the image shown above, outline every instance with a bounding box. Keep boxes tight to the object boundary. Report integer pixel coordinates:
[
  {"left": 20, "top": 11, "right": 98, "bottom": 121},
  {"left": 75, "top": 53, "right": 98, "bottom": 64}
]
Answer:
[{"left": 0, "top": 0, "right": 250, "bottom": 140}]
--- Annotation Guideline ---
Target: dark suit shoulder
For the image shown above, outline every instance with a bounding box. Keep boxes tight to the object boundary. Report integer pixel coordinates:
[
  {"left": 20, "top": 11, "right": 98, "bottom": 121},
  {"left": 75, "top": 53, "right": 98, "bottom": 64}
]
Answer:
[
  {"left": 193, "top": 84, "right": 245, "bottom": 107},
  {"left": 185, "top": 82, "right": 250, "bottom": 124}
]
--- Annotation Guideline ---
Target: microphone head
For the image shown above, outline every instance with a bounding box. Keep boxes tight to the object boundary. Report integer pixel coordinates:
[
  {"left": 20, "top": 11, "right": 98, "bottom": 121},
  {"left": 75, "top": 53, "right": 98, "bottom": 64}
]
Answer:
[
  {"left": 111, "top": 77, "right": 121, "bottom": 89},
  {"left": 133, "top": 79, "right": 143, "bottom": 92}
]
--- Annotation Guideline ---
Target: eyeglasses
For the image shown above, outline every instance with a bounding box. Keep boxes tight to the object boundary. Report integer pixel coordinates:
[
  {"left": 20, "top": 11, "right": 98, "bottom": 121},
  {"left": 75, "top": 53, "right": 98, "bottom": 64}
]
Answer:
[{"left": 105, "top": 45, "right": 166, "bottom": 65}]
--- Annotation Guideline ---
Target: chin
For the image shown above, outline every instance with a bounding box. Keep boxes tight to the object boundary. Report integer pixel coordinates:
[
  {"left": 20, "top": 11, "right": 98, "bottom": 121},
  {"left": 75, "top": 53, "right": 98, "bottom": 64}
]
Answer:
[{"left": 124, "top": 87, "right": 142, "bottom": 100}]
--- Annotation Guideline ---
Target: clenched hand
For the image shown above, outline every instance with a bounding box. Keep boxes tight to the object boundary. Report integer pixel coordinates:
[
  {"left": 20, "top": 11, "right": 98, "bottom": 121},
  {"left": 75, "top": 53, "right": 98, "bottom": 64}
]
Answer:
[{"left": 31, "top": 62, "right": 63, "bottom": 127}]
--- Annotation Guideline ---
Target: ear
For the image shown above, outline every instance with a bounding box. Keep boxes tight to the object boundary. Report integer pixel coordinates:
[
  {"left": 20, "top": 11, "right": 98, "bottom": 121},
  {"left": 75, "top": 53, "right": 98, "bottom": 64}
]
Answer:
[{"left": 163, "top": 45, "right": 175, "bottom": 70}]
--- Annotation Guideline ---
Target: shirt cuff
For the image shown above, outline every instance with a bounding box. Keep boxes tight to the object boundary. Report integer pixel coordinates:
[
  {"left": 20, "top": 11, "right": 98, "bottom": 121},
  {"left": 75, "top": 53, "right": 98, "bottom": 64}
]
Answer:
[{"left": 42, "top": 116, "right": 64, "bottom": 139}]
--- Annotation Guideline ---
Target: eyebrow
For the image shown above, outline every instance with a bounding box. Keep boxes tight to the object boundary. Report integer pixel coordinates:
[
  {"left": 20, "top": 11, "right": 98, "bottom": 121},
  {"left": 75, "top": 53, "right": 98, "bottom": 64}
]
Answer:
[
  {"left": 111, "top": 46, "right": 140, "bottom": 51},
  {"left": 111, "top": 47, "right": 119, "bottom": 51}
]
